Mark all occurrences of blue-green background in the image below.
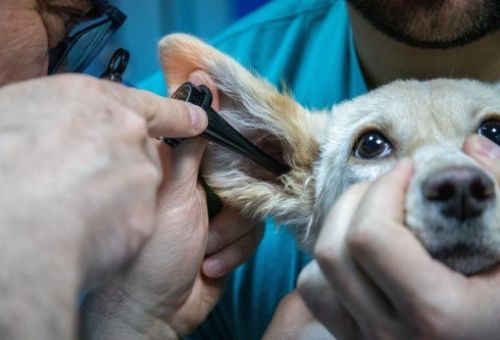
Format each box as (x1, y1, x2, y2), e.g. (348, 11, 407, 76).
(88, 0, 270, 84)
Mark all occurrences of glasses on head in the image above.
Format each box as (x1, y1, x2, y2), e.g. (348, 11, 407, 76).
(48, 0, 126, 74)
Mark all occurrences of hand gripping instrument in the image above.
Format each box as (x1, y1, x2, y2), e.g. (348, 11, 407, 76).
(99, 49, 290, 177)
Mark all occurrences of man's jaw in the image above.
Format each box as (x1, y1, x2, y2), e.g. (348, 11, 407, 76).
(347, 0, 500, 49)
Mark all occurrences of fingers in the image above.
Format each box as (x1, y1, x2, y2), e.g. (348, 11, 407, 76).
(96, 78, 208, 138)
(298, 261, 360, 339)
(314, 182, 394, 332)
(343, 160, 461, 314)
(202, 212, 264, 278)
(463, 134, 500, 181)
(158, 138, 207, 197)
(205, 208, 258, 255)
(350, 159, 413, 228)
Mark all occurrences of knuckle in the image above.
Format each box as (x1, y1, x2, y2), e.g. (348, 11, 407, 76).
(314, 242, 341, 271)
(345, 223, 372, 254)
(297, 264, 319, 297)
(345, 212, 382, 256)
(123, 110, 148, 135)
(170, 101, 190, 125)
(60, 74, 103, 94)
(135, 89, 157, 122)
(296, 280, 315, 307)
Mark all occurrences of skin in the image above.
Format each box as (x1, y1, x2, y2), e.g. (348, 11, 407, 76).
(0, 0, 263, 339)
(80, 72, 264, 339)
(348, 3, 500, 87)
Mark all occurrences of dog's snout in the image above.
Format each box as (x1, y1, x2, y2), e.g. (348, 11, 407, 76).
(422, 166, 495, 221)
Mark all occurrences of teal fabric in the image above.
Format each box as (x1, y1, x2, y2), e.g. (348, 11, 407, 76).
(138, 0, 368, 338)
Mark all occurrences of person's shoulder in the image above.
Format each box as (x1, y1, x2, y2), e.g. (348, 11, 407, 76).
(212, 0, 343, 45)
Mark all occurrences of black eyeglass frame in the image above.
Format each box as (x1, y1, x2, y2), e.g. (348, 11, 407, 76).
(48, 0, 127, 74)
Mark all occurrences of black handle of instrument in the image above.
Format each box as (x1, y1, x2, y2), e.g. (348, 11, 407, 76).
(162, 82, 291, 176)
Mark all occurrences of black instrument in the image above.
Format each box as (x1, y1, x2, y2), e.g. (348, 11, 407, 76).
(163, 82, 291, 176)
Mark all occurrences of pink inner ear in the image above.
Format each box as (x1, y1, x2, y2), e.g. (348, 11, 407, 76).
(160, 49, 199, 91)
(234, 128, 288, 182)
(159, 34, 222, 94)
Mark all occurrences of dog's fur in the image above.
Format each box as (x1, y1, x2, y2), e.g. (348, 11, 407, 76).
(160, 34, 500, 275)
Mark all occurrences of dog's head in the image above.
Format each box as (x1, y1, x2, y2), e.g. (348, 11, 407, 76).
(160, 34, 500, 275)
(315, 80, 500, 275)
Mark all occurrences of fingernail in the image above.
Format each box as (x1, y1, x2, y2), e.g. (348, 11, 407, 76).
(187, 104, 207, 131)
(471, 135, 500, 159)
(206, 232, 222, 255)
(203, 259, 225, 278)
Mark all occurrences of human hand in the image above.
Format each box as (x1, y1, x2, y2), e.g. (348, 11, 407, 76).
(0, 74, 207, 339)
(297, 157, 500, 340)
(263, 290, 333, 340)
(81, 71, 264, 339)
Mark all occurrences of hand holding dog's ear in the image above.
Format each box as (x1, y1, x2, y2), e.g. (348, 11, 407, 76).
(297, 160, 500, 340)
(81, 71, 264, 338)
(187, 71, 265, 280)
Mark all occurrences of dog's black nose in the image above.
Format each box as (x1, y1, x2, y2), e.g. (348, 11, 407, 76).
(422, 166, 495, 221)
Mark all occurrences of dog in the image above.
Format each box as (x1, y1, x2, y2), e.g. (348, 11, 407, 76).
(160, 33, 500, 276)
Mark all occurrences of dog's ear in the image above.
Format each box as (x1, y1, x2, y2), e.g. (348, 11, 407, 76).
(159, 34, 327, 241)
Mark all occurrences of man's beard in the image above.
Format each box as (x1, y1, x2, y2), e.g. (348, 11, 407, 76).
(348, 0, 500, 49)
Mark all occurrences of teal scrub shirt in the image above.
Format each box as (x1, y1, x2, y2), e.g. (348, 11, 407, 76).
(139, 0, 368, 338)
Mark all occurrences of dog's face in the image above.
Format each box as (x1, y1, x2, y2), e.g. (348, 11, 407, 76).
(160, 34, 500, 275)
(315, 80, 500, 275)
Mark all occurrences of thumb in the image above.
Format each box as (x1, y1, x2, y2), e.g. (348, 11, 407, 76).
(171, 138, 207, 175)
(463, 134, 500, 182)
(355, 158, 414, 224)
(157, 138, 207, 195)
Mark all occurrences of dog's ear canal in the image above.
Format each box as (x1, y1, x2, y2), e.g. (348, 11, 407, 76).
(159, 34, 320, 238)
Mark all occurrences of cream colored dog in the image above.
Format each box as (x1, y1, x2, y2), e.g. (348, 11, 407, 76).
(160, 34, 500, 276)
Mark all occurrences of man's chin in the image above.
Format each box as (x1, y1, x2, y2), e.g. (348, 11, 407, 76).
(348, 0, 500, 49)
(370, 25, 500, 50)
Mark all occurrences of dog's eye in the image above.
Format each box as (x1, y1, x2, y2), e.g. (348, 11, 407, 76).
(354, 131, 393, 159)
(479, 119, 500, 146)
